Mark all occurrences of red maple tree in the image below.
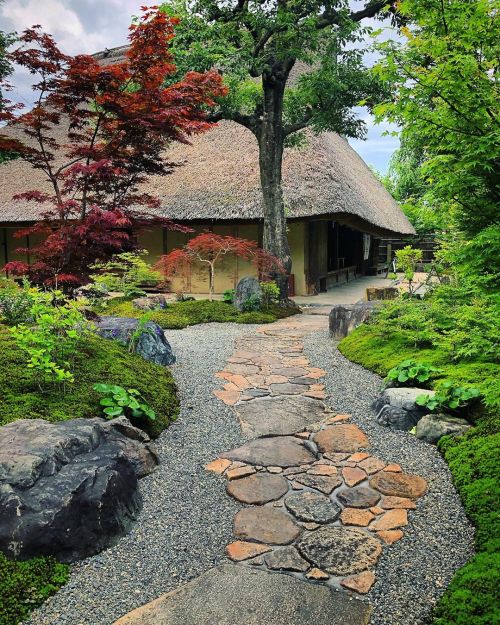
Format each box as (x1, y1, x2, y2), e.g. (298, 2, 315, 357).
(155, 231, 284, 299)
(0, 7, 227, 287)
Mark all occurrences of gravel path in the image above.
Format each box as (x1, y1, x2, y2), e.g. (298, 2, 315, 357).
(303, 327, 475, 625)
(25, 323, 254, 625)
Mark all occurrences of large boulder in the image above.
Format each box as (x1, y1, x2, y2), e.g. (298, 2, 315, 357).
(415, 413, 471, 444)
(234, 277, 262, 311)
(96, 316, 175, 365)
(374, 387, 434, 431)
(132, 295, 169, 311)
(0, 417, 157, 562)
(329, 301, 379, 339)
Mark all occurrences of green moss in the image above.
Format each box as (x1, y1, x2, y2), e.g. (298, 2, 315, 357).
(338, 317, 500, 625)
(100, 298, 297, 329)
(0, 554, 69, 625)
(0, 327, 179, 438)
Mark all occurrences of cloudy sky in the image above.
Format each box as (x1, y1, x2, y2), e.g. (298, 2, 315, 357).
(1, 0, 399, 173)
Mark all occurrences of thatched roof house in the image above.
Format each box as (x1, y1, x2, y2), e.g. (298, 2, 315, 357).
(0, 50, 414, 295)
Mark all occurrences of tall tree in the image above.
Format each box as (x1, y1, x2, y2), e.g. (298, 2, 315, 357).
(0, 8, 226, 286)
(373, 0, 499, 239)
(160, 0, 394, 298)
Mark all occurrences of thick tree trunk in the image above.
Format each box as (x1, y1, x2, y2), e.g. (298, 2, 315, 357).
(257, 73, 292, 302)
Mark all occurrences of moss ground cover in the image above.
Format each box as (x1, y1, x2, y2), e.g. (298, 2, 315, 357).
(100, 297, 297, 329)
(338, 296, 499, 625)
(0, 554, 69, 625)
(0, 326, 179, 437)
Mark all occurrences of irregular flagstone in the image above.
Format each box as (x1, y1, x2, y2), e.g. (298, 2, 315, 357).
(234, 507, 301, 545)
(204, 458, 231, 475)
(358, 457, 386, 475)
(341, 571, 376, 595)
(342, 466, 367, 487)
(226, 465, 256, 480)
(113, 564, 372, 625)
(314, 424, 370, 454)
(324, 452, 350, 464)
(226, 473, 289, 505)
(370, 471, 427, 499)
(226, 541, 272, 562)
(285, 491, 342, 524)
(269, 383, 305, 396)
(340, 508, 375, 527)
(264, 546, 310, 572)
(306, 568, 330, 581)
(337, 487, 381, 509)
(234, 396, 329, 439)
(294, 473, 342, 495)
(271, 367, 310, 377)
(380, 496, 416, 510)
(376, 530, 404, 545)
(221, 436, 316, 468)
(307, 464, 338, 476)
(297, 527, 382, 576)
(370, 509, 408, 531)
(224, 363, 259, 375)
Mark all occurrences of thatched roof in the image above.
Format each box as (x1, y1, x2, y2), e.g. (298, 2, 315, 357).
(0, 51, 414, 236)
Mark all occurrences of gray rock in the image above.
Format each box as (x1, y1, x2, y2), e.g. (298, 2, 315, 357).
(0, 417, 157, 562)
(235, 395, 329, 439)
(264, 546, 310, 572)
(96, 316, 175, 365)
(111, 564, 371, 625)
(374, 387, 434, 431)
(415, 414, 471, 444)
(234, 276, 262, 311)
(132, 295, 169, 311)
(297, 527, 382, 576)
(221, 436, 316, 467)
(285, 491, 342, 524)
(329, 301, 379, 339)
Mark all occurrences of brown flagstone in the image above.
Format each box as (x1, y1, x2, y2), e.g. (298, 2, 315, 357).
(337, 487, 381, 509)
(340, 508, 374, 527)
(307, 464, 338, 476)
(341, 571, 376, 594)
(226, 465, 256, 481)
(342, 467, 367, 487)
(226, 541, 272, 561)
(265, 375, 289, 385)
(347, 452, 370, 462)
(204, 458, 232, 474)
(270, 383, 305, 395)
(234, 507, 301, 545)
(295, 473, 343, 495)
(384, 464, 402, 473)
(303, 391, 326, 399)
(370, 471, 427, 499)
(370, 507, 384, 515)
(358, 457, 386, 475)
(306, 568, 330, 580)
(306, 368, 327, 378)
(224, 363, 259, 375)
(315, 424, 370, 454)
(324, 452, 350, 464)
(380, 496, 416, 510)
(330, 414, 352, 423)
(213, 389, 240, 405)
(226, 473, 289, 505)
(376, 530, 404, 544)
(370, 509, 408, 531)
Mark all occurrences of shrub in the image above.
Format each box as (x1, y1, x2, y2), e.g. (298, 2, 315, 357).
(260, 280, 280, 309)
(0, 328, 178, 438)
(0, 553, 69, 625)
(222, 289, 235, 304)
(90, 250, 161, 297)
(416, 382, 481, 413)
(241, 293, 262, 312)
(0, 279, 35, 326)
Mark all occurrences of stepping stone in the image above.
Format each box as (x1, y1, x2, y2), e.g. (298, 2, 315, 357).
(307, 465, 338, 476)
(306, 568, 330, 580)
(342, 467, 367, 487)
(113, 564, 372, 625)
(269, 383, 305, 395)
(377, 530, 404, 544)
(285, 491, 342, 524)
(264, 546, 310, 572)
(221, 436, 316, 468)
(297, 527, 382, 576)
(205, 458, 231, 474)
(340, 508, 374, 527)
(337, 487, 381, 509)
(226, 473, 288, 505)
(226, 541, 271, 562)
(358, 457, 386, 475)
(314, 424, 370, 454)
(234, 507, 301, 545)
(234, 395, 329, 439)
(370, 509, 408, 531)
(271, 367, 309, 377)
(294, 473, 342, 495)
(226, 466, 256, 480)
(370, 471, 427, 499)
(224, 363, 259, 375)
(341, 571, 376, 594)
(380, 496, 416, 510)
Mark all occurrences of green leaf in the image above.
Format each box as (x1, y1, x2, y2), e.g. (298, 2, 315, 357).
(103, 407, 123, 417)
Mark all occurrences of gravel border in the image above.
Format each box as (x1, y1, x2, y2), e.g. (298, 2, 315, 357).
(25, 323, 254, 625)
(303, 328, 475, 625)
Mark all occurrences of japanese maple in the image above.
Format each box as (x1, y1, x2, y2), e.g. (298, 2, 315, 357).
(156, 231, 284, 299)
(0, 7, 227, 287)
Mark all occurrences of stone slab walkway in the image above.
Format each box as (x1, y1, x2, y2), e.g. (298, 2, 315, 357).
(206, 314, 428, 597)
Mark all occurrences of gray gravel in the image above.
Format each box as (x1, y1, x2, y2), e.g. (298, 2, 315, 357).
(303, 328, 475, 625)
(25, 322, 253, 625)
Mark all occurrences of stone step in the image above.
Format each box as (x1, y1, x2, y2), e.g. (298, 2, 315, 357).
(113, 564, 371, 625)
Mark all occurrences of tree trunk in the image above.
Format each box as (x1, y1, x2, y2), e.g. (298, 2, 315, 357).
(257, 72, 292, 302)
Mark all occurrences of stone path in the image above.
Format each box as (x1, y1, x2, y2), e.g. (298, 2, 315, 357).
(206, 314, 427, 597)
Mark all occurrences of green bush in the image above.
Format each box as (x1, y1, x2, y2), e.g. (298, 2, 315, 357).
(100, 297, 297, 328)
(0, 553, 69, 625)
(386, 359, 441, 387)
(0, 327, 178, 438)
